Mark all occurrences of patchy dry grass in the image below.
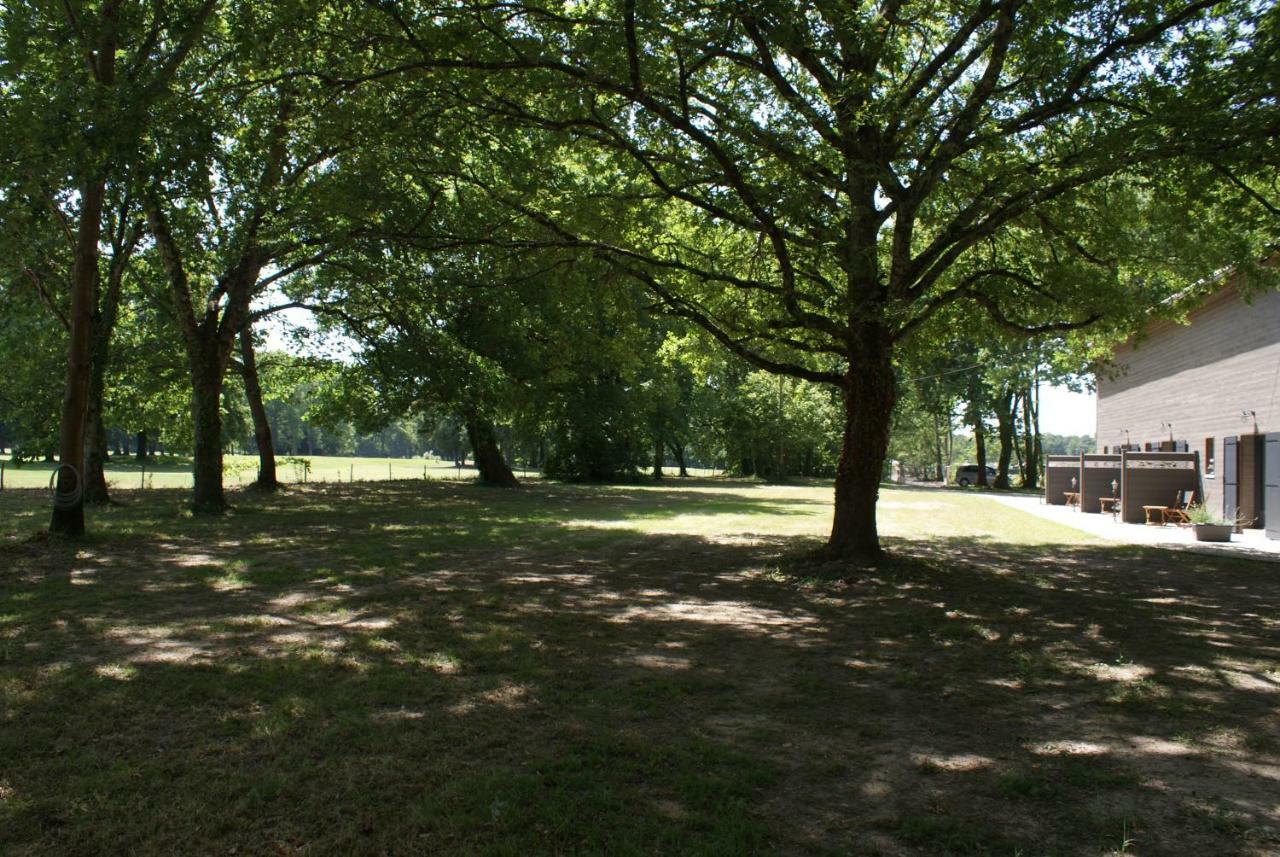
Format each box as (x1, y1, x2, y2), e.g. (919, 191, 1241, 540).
(1, 480, 1277, 855)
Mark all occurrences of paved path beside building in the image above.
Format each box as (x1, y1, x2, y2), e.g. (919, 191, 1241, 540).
(986, 492, 1280, 564)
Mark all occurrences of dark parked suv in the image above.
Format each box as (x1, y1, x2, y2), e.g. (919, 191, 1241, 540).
(954, 464, 997, 486)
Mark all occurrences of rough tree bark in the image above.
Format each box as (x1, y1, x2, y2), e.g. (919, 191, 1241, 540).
(932, 409, 946, 482)
(50, 177, 107, 535)
(84, 216, 135, 505)
(83, 354, 112, 505)
(825, 328, 897, 559)
(188, 341, 227, 512)
(994, 389, 1017, 490)
(668, 441, 689, 477)
(465, 414, 518, 487)
(1022, 381, 1041, 489)
(49, 0, 125, 534)
(238, 320, 278, 491)
(971, 402, 989, 488)
(145, 95, 291, 513)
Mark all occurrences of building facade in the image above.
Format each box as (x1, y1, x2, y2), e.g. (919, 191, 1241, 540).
(1094, 283, 1280, 538)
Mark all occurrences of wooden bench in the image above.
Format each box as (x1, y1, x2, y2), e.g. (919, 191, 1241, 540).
(1142, 505, 1168, 525)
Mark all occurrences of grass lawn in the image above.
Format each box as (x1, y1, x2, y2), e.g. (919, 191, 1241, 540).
(1, 481, 1277, 855)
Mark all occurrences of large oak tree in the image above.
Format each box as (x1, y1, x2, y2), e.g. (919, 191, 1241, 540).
(368, 0, 1277, 557)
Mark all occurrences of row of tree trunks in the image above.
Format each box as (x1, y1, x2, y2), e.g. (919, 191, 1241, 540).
(971, 381, 1043, 491)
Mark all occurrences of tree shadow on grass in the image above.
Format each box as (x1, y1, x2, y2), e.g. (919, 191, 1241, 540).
(1, 483, 1278, 855)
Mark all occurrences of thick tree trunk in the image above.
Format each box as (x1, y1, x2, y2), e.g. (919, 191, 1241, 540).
(84, 247, 127, 506)
(652, 437, 664, 479)
(825, 331, 896, 560)
(189, 350, 227, 513)
(50, 179, 107, 535)
(83, 361, 111, 505)
(994, 391, 1016, 490)
(239, 321, 278, 491)
(466, 415, 518, 487)
(668, 441, 689, 477)
(1022, 382, 1040, 489)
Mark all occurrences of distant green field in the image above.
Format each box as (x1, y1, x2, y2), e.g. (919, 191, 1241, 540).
(0, 453, 719, 491)
(0, 453, 501, 491)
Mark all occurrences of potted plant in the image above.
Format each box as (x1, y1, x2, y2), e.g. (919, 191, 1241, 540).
(1185, 504, 1236, 542)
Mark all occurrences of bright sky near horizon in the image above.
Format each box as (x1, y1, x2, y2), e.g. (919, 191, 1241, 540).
(1038, 384, 1097, 437)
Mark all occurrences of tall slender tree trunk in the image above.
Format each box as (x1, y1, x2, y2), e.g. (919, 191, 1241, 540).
(1022, 381, 1040, 489)
(50, 179, 107, 535)
(465, 414, 518, 487)
(84, 238, 129, 505)
(189, 346, 227, 513)
(972, 405, 989, 488)
(652, 437, 664, 479)
(83, 356, 112, 505)
(1012, 404, 1025, 474)
(50, 0, 123, 534)
(994, 390, 1016, 490)
(825, 329, 896, 560)
(239, 321, 278, 491)
(933, 408, 945, 482)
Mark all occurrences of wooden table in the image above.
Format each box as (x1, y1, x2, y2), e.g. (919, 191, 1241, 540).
(1142, 505, 1168, 525)
(1099, 497, 1120, 519)
(1063, 492, 1080, 508)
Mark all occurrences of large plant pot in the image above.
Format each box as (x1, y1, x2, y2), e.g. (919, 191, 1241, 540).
(1193, 524, 1233, 543)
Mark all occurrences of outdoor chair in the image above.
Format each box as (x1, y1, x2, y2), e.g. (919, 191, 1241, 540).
(1163, 490, 1196, 525)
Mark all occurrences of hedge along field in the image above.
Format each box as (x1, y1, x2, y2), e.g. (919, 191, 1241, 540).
(4, 480, 1277, 855)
